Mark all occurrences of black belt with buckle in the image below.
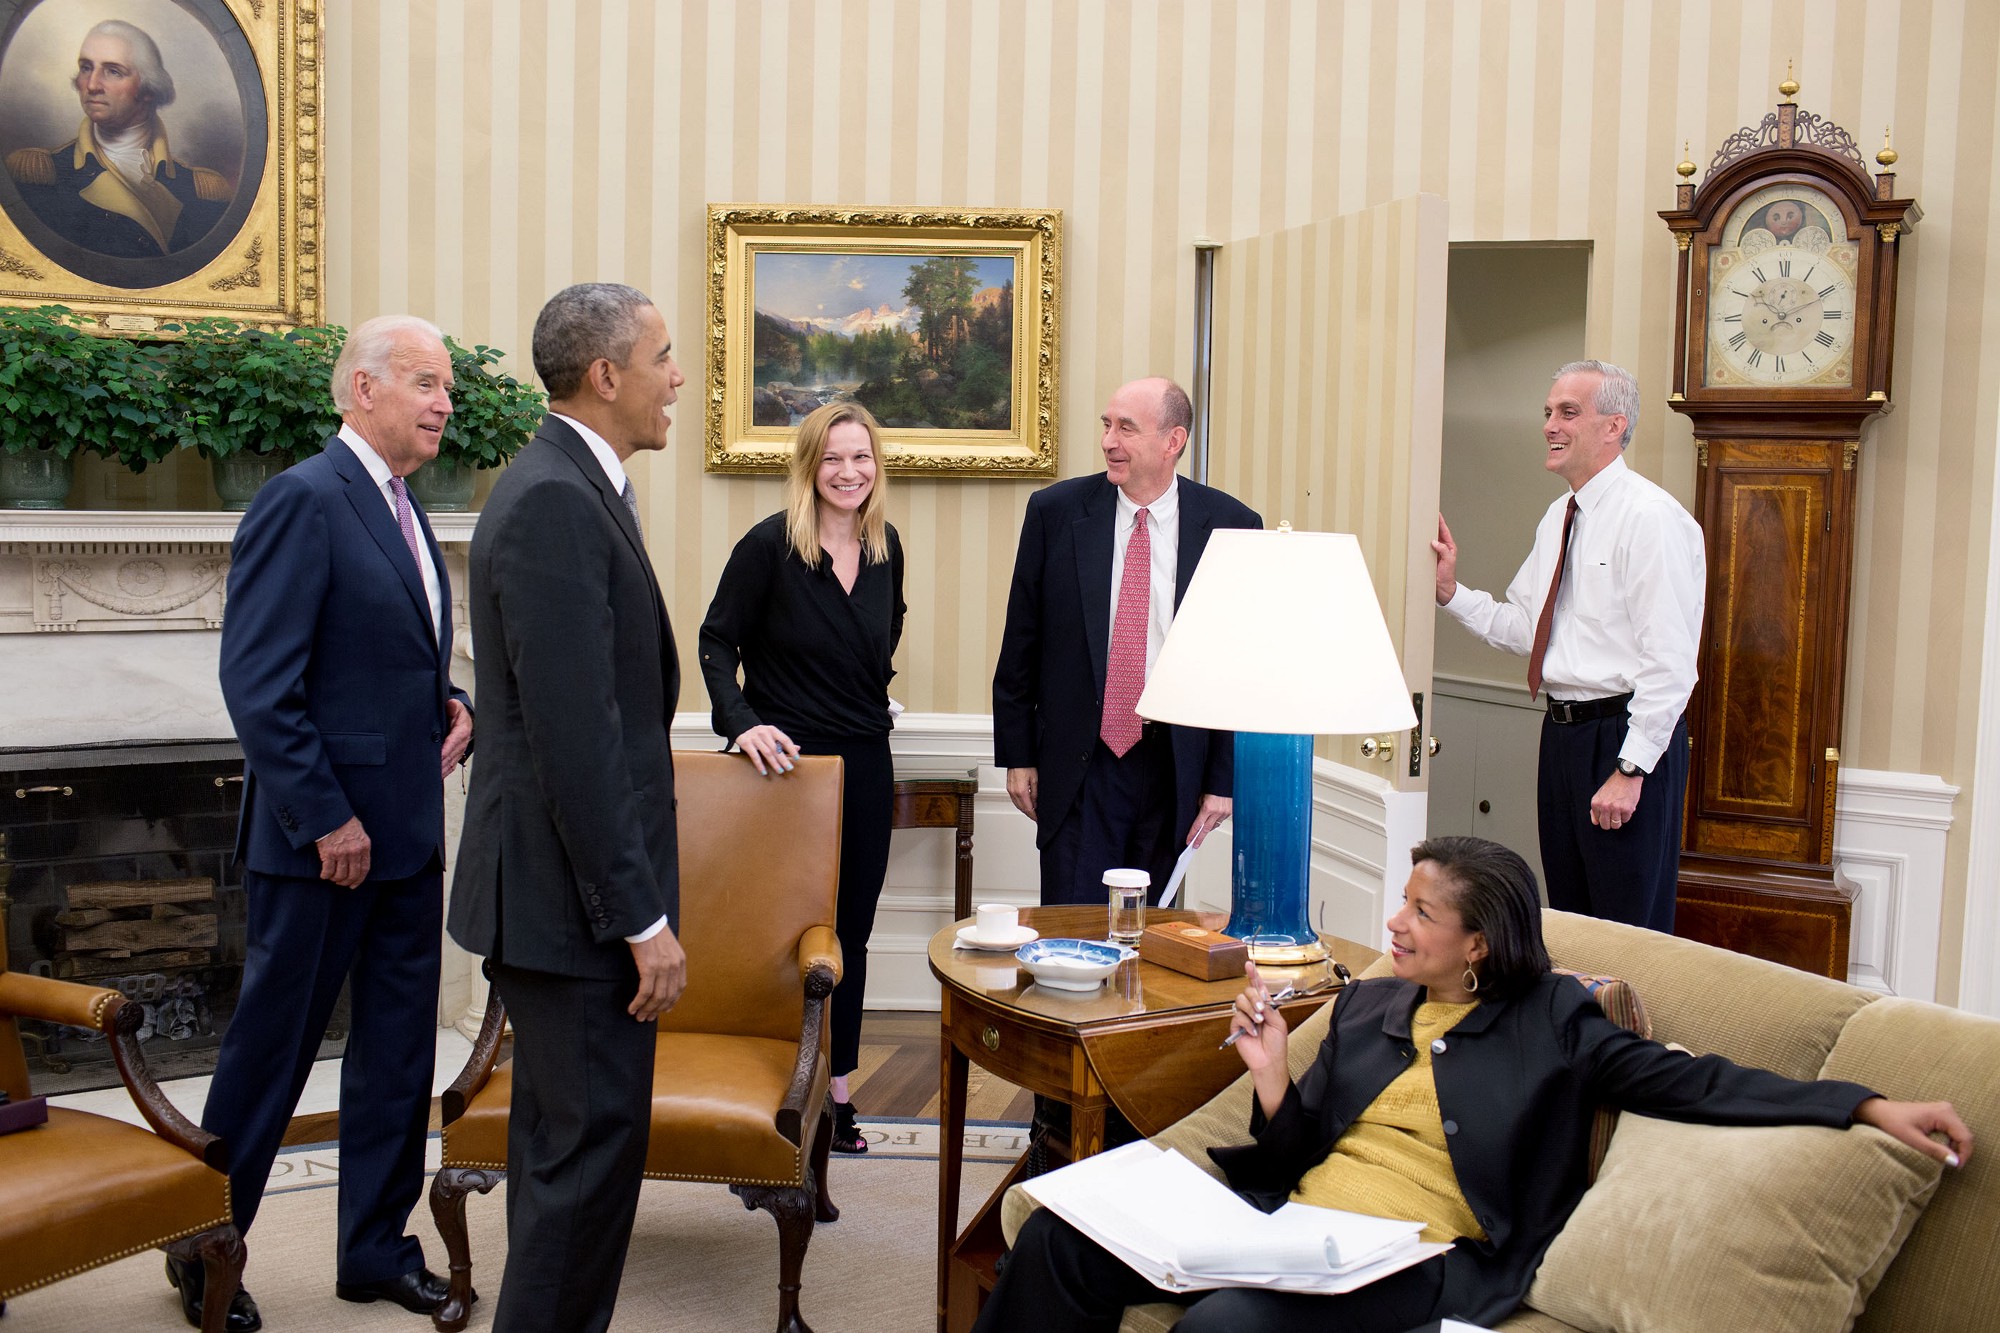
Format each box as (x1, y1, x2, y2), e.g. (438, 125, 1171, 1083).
(1546, 693, 1633, 724)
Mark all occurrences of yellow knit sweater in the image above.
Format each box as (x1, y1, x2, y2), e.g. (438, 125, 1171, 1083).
(1289, 999, 1487, 1244)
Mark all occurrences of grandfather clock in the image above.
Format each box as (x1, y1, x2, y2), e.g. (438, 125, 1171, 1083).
(1658, 76, 1917, 979)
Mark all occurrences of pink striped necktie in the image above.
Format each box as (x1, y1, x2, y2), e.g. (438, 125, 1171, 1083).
(1100, 508, 1151, 757)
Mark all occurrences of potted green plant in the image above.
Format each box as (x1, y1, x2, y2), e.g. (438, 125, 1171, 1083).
(0, 305, 135, 508)
(408, 338, 546, 511)
(166, 318, 343, 510)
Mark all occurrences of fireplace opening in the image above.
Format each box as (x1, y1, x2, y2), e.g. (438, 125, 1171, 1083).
(1, 742, 350, 1097)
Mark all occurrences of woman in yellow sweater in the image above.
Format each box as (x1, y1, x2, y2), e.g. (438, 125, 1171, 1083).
(976, 836, 1971, 1332)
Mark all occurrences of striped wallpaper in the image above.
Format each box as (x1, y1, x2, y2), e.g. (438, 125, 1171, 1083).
(323, 0, 2000, 1001)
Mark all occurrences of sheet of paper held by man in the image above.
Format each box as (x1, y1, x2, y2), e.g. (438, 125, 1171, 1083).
(1019, 1141, 1451, 1294)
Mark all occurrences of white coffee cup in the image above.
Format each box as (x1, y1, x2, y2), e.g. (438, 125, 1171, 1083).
(973, 902, 1019, 941)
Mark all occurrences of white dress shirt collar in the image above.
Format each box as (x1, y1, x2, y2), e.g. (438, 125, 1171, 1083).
(336, 423, 442, 640)
(551, 412, 629, 497)
(1115, 473, 1179, 529)
(1572, 452, 1629, 510)
(338, 422, 397, 489)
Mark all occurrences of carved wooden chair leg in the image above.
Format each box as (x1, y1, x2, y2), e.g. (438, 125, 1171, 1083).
(165, 1223, 246, 1333)
(428, 1167, 502, 1332)
(735, 1183, 817, 1333)
(811, 1100, 838, 1223)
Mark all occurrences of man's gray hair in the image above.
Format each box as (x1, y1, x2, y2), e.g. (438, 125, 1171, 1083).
(533, 283, 655, 400)
(331, 315, 446, 413)
(1555, 359, 1639, 447)
(76, 21, 175, 108)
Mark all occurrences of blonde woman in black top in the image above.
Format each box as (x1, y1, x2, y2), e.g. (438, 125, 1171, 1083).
(699, 400, 906, 1154)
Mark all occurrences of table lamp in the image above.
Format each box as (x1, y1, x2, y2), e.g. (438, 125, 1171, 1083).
(1137, 525, 1417, 963)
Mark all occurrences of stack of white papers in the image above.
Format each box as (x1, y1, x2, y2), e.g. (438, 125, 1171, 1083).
(1018, 1141, 1452, 1294)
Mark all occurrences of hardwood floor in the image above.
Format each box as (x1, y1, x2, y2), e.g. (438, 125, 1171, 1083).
(280, 1008, 1028, 1147)
(843, 1011, 1035, 1124)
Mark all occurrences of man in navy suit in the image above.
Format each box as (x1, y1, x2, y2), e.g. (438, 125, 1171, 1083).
(994, 377, 1261, 906)
(185, 316, 474, 1331)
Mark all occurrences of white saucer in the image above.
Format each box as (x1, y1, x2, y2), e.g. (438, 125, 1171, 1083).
(955, 924, 1039, 951)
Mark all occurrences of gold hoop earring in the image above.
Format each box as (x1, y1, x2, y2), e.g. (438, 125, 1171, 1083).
(1462, 965, 1480, 994)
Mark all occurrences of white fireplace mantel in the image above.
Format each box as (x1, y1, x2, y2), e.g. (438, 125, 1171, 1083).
(0, 509, 480, 547)
(0, 509, 479, 746)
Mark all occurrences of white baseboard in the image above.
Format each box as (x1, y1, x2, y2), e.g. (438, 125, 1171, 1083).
(1835, 767, 1958, 1000)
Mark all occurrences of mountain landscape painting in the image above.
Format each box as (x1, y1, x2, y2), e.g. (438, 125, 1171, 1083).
(751, 251, 1017, 430)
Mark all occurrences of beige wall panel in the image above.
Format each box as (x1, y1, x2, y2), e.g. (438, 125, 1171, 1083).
(322, 0, 2000, 1001)
(1210, 196, 1446, 783)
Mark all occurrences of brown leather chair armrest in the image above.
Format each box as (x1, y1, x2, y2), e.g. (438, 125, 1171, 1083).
(440, 995, 508, 1127)
(102, 999, 226, 1168)
(797, 925, 843, 992)
(0, 970, 123, 1032)
(0, 973, 223, 1167)
(773, 927, 845, 1147)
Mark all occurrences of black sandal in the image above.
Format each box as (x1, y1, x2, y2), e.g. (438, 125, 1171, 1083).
(831, 1099, 868, 1154)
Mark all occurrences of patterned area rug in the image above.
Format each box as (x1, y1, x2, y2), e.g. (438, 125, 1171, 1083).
(261, 1116, 1029, 1196)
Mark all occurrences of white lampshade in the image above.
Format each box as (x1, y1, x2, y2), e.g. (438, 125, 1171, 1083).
(1136, 526, 1418, 735)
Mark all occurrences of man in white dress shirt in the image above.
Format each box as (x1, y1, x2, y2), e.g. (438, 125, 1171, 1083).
(1431, 360, 1705, 930)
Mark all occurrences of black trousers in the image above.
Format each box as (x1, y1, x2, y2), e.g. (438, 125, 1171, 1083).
(488, 963, 657, 1333)
(795, 734, 894, 1079)
(202, 865, 439, 1285)
(973, 1210, 1450, 1333)
(1537, 709, 1689, 932)
(1038, 726, 1178, 907)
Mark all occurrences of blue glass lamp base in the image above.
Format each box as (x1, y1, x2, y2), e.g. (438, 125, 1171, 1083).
(1223, 732, 1328, 964)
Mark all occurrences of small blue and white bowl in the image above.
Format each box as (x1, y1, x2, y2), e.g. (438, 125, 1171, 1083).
(1015, 937, 1137, 991)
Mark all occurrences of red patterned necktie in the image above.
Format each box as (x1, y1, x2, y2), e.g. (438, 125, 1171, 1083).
(1527, 495, 1580, 700)
(1101, 508, 1151, 757)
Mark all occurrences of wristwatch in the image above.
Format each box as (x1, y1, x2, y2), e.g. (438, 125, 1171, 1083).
(1615, 759, 1648, 778)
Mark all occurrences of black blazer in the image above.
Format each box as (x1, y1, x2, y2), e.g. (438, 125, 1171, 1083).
(448, 418, 679, 981)
(1211, 974, 1876, 1327)
(220, 435, 467, 881)
(992, 473, 1261, 848)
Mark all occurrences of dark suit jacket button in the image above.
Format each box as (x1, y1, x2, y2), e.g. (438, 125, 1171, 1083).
(431, 729, 442, 743)
(1443, 1119, 1459, 1135)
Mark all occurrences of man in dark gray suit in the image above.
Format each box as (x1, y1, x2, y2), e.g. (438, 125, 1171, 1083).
(447, 282, 688, 1333)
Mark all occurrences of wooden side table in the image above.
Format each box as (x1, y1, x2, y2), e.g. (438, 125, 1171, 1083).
(892, 768, 979, 920)
(929, 905, 1381, 1333)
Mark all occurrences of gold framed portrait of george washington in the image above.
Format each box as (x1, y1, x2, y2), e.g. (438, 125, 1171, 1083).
(0, 0, 320, 328)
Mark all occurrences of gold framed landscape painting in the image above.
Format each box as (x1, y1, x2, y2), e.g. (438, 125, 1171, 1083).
(0, 0, 321, 329)
(706, 204, 1061, 477)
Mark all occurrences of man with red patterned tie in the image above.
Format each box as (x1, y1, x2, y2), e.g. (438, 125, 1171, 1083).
(994, 377, 1261, 906)
(1432, 360, 1705, 931)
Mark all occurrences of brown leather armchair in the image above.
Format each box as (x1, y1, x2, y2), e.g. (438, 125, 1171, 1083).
(0, 914, 243, 1331)
(429, 750, 845, 1333)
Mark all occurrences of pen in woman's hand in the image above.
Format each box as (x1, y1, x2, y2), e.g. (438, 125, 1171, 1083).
(1218, 963, 1352, 1049)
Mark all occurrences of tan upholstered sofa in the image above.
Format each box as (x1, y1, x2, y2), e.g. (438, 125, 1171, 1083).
(1002, 910, 2000, 1333)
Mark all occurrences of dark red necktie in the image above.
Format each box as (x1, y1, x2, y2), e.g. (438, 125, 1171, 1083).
(1101, 509, 1151, 756)
(1527, 495, 1579, 700)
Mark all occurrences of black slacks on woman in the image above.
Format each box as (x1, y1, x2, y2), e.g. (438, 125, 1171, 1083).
(796, 733, 894, 1078)
(974, 1211, 1450, 1333)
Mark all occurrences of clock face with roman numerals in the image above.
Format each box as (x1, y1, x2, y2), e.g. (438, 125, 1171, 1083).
(1704, 182, 1857, 388)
